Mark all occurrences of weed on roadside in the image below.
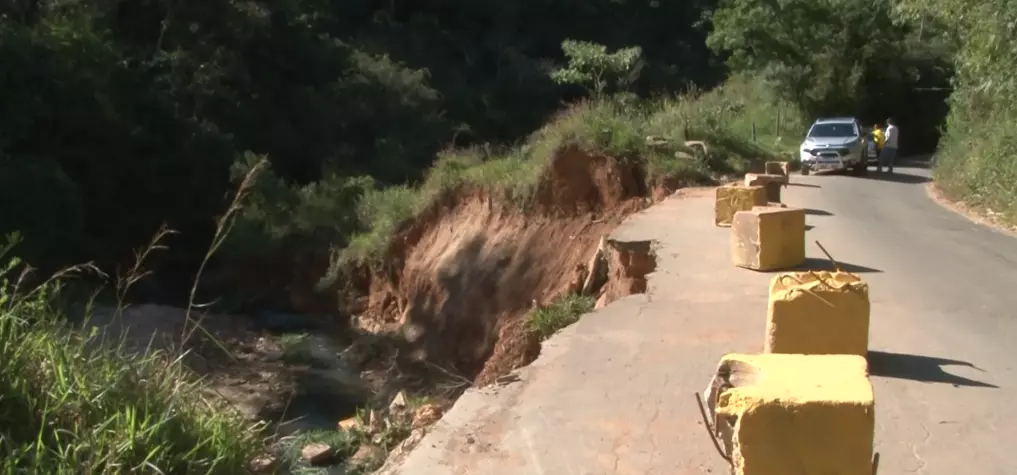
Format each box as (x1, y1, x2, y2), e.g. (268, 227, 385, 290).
(528, 293, 596, 340)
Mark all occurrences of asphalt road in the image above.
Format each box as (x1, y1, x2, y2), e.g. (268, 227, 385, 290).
(381, 158, 1017, 475)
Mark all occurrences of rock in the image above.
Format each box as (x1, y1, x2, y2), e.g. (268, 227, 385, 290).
(249, 455, 279, 473)
(388, 390, 408, 412)
(412, 403, 444, 428)
(645, 135, 670, 147)
(368, 409, 384, 433)
(349, 444, 385, 469)
(338, 416, 361, 432)
(675, 150, 697, 161)
(301, 443, 334, 466)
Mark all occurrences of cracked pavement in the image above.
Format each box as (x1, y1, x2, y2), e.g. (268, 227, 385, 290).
(381, 158, 1017, 475)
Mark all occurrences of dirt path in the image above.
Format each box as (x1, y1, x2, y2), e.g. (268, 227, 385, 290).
(379, 162, 1017, 474)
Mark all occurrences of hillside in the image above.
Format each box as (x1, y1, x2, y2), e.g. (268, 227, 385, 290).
(2, 0, 1016, 472)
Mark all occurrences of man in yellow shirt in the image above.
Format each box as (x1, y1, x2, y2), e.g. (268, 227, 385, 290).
(871, 123, 885, 156)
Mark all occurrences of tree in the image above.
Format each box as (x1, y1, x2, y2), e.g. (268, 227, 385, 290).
(707, 0, 953, 152)
(549, 39, 644, 98)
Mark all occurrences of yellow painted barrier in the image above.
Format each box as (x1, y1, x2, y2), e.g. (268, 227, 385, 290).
(764, 161, 790, 178)
(715, 185, 768, 227)
(765, 271, 870, 356)
(730, 207, 806, 271)
(710, 353, 875, 475)
(745, 173, 785, 203)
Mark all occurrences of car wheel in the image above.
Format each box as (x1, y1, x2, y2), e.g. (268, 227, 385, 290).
(852, 160, 867, 176)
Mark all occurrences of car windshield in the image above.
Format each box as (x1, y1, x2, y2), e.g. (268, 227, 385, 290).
(808, 123, 856, 138)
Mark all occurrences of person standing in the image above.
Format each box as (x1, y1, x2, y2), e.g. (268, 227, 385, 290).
(878, 118, 899, 174)
(871, 123, 885, 156)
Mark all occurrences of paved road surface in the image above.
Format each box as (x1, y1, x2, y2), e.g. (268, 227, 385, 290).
(382, 159, 1017, 475)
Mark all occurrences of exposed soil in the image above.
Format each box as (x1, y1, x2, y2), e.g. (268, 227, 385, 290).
(339, 145, 661, 388)
(596, 239, 658, 309)
(75, 143, 673, 472)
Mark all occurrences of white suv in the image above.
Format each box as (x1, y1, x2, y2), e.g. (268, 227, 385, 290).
(798, 117, 868, 176)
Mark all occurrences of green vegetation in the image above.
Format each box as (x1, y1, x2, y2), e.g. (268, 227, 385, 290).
(528, 293, 597, 340)
(895, 0, 1017, 220)
(3, 0, 1006, 470)
(550, 40, 644, 99)
(322, 78, 803, 273)
(0, 255, 263, 473)
(707, 0, 954, 149)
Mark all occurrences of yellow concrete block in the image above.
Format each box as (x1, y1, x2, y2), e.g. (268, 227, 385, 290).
(731, 206, 806, 271)
(745, 173, 785, 202)
(764, 161, 790, 177)
(714, 185, 768, 227)
(713, 353, 875, 475)
(765, 271, 870, 356)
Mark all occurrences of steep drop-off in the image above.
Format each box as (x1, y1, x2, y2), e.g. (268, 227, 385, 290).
(344, 145, 662, 386)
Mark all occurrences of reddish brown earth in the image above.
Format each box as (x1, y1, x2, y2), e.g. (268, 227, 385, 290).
(341, 145, 664, 387)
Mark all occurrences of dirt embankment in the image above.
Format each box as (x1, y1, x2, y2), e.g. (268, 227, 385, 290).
(342, 145, 661, 387)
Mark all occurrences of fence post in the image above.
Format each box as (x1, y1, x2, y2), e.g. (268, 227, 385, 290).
(752, 122, 757, 142)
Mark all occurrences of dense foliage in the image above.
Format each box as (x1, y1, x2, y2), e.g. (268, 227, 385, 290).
(0, 0, 999, 298)
(897, 0, 1017, 219)
(0, 0, 722, 280)
(707, 0, 954, 152)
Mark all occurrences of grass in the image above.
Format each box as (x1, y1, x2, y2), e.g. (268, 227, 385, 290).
(0, 268, 265, 474)
(279, 429, 362, 475)
(319, 76, 805, 279)
(0, 160, 278, 474)
(527, 293, 597, 340)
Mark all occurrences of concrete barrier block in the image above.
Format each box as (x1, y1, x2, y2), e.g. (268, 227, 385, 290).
(765, 271, 870, 356)
(712, 353, 875, 475)
(764, 161, 790, 178)
(745, 173, 785, 203)
(715, 185, 768, 227)
(730, 207, 806, 271)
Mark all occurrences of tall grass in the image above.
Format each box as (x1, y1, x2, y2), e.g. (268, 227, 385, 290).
(0, 259, 265, 474)
(0, 160, 275, 474)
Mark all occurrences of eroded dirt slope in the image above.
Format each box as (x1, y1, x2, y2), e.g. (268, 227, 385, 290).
(345, 145, 661, 386)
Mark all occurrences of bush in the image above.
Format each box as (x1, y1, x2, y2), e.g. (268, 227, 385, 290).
(224, 153, 377, 258)
(0, 255, 265, 474)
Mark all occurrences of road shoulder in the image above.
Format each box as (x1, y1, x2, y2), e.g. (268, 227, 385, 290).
(925, 182, 1017, 237)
